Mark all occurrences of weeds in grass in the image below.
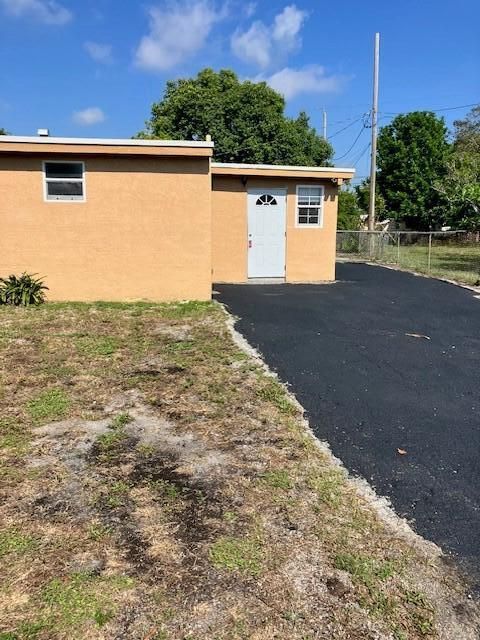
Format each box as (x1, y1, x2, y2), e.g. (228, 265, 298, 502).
(0, 621, 45, 639)
(150, 479, 182, 501)
(403, 590, 434, 636)
(27, 389, 69, 423)
(87, 522, 112, 541)
(0, 528, 36, 557)
(261, 469, 293, 490)
(43, 573, 115, 630)
(308, 468, 345, 507)
(257, 379, 297, 415)
(110, 412, 133, 428)
(39, 573, 134, 633)
(209, 536, 263, 576)
(93, 608, 114, 627)
(74, 335, 120, 357)
(334, 552, 396, 588)
(102, 481, 130, 508)
(94, 417, 131, 461)
(334, 552, 401, 619)
(136, 443, 156, 457)
(0, 419, 30, 452)
(157, 301, 213, 319)
(95, 430, 128, 455)
(0, 301, 466, 638)
(223, 511, 238, 523)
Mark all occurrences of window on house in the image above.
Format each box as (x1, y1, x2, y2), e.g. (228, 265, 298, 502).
(44, 162, 85, 201)
(296, 185, 324, 226)
(256, 194, 278, 206)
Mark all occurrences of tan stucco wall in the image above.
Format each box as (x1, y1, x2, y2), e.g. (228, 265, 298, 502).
(211, 175, 338, 283)
(0, 155, 212, 301)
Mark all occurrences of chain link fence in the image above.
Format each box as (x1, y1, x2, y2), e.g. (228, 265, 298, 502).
(336, 230, 480, 286)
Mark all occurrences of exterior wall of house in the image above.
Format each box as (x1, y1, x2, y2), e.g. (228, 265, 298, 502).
(211, 175, 339, 282)
(0, 154, 212, 301)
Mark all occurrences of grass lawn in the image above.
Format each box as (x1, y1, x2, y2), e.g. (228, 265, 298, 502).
(339, 243, 480, 286)
(0, 301, 478, 639)
(382, 244, 480, 286)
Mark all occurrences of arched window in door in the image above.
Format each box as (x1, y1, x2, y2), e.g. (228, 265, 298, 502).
(255, 194, 278, 206)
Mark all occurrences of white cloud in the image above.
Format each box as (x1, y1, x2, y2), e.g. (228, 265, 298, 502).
(0, 0, 72, 24)
(84, 41, 113, 64)
(135, 1, 222, 72)
(231, 4, 306, 68)
(231, 21, 271, 69)
(261, 66, 344, 100)
(72, 107, 105, 126)
(272, 5, 306, 51)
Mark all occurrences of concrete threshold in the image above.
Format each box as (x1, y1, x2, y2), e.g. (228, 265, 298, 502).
(247, 278, 285, 284)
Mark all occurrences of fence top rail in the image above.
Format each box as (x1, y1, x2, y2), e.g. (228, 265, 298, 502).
(336, 230, 467, 235)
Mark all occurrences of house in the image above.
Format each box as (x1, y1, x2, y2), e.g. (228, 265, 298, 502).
(0, 135, 354, 301)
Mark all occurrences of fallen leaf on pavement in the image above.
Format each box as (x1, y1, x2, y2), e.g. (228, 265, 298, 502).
(397, 448, 407, 455)
(406, 333, 431, 340)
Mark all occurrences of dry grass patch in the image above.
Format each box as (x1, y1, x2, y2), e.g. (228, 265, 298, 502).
(0, 300, 478, 639)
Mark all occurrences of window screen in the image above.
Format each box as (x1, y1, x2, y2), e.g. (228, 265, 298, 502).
(44, 162, 85, 201)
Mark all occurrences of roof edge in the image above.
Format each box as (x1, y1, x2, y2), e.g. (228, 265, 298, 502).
(0, 136, 214, 149)
(211, 162, 355, 174)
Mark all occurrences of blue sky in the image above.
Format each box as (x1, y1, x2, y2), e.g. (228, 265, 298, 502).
(1, 0, 479, 180)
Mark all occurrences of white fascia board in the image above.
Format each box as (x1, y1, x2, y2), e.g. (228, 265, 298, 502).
(211, 162, 355, 174)
(0, 136, 214, 148)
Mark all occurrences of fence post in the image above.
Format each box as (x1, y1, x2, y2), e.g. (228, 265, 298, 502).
(397, 233, 401, 264)
(427, 232, 432, 273)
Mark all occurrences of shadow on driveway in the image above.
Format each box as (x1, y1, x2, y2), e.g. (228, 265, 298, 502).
(216, 262, 480, 589)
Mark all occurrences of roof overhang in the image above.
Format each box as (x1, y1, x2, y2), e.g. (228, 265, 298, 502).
(0, 136, 214, 158)
(211, 162, 355, 181)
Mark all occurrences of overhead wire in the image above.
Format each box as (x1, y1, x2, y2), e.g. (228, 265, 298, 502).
(332, 124, 368, 161)
(379, 102, 478, 117)
(327, 115, 367, 140)
(350, 141, 371, 167)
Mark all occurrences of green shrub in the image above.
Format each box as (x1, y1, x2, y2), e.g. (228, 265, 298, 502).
(0, 273, 48, 307)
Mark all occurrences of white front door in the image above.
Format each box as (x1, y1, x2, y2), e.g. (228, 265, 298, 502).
(247, 188, 287, 278)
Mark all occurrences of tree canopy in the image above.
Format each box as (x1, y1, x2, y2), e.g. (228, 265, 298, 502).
(435, 105, 480, 229)
(0, 128, 7, 135)
(137, 68, 332, 166)
(453, 105, 480, 153)
(377, 111, 450, 229)
(337, 190, 362, 230)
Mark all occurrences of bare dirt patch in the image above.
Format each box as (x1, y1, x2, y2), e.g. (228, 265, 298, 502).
(0, 300, 478, 639)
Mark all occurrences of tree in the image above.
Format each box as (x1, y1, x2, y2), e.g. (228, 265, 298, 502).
(377, 112, 450, 229)
(0, 128, 7, 135)
(434, 105, 480, 229)
(137, 68, 332, 166)
(355, 180, 386, 221)
(453, 105, 480, 153)
(337, 189, 362, 230)
(435, 153, 480, 229)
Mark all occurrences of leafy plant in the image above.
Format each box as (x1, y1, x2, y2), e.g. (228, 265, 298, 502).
(0, 273, 48, 307)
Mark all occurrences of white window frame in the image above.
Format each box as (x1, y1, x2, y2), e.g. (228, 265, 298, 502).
(43, 160, 86, 203)
(295, 184, 324, 228)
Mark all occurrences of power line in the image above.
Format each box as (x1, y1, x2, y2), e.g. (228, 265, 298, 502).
(327, 111, 370, 126)
(333, 124, 367, 161)
(327, 116, 365, 140)
(380, 102, 478, 117)
(350, 142, 371, 167)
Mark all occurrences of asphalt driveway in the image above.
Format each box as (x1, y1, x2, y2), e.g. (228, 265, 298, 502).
(216, 262, 480, 589)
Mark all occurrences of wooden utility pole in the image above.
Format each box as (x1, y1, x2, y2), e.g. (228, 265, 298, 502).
(368, 32, 380, 232)
(322, 108, 327, 139)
